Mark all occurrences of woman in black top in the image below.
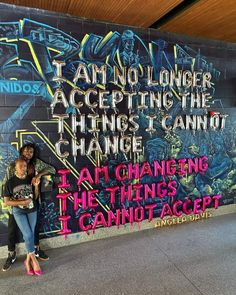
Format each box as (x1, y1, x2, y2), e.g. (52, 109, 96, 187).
(4, 159, 42, 276)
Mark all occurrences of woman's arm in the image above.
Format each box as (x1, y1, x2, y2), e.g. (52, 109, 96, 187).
(33, 177, 40, 199)
(32, 159, 56, 184)
(35, 159, 56, 176)
(1, 162, 16, 198)
(4, 196, 31, 207)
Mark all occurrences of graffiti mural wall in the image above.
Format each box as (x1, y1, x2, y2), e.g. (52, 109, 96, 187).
(0, 3, 236, 246)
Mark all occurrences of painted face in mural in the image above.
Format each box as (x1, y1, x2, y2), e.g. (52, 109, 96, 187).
(121, 30, 135, 53)
(124, 38, 134, 52)
(21, 146, 34, 161)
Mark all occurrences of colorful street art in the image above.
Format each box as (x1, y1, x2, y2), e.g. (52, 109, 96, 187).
(0, 3, 236, 245)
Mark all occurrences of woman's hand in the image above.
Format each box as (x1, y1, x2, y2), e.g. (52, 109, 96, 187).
(32, 176, 40, 186)
(21, 199, 32, 206)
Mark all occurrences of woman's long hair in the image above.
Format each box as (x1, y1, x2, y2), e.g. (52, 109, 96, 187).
(19, 143, 38, 177)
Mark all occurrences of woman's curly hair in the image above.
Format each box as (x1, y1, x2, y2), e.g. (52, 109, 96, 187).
(19, 143, 39, 177)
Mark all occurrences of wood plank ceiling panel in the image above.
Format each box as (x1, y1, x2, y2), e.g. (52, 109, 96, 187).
(0, 0, 235, 43)
(67, 0, 135, 23)
(0, 0, 183, 27)
(67, 0, 184, 27)
(0, 0, 71, 13)
(158, 0, 236, 43)
(112, 0, 184, 27)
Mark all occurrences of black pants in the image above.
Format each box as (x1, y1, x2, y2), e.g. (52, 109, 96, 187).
(7, 211, 41, 252)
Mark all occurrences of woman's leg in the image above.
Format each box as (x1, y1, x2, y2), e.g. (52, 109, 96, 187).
(29, 252, 41, 273)
(24, 253, 34, 275)
(26, 211, 41, 272)
(13, 211, 35, 253)
(13, 210, 36, 273)
(7, 213, 18, 253)
(34, 201, 40, 247)
(14, 210, 41, 273)
(27, 211, 37, 237)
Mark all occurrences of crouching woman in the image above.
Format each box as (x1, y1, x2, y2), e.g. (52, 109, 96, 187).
(4, 158, 42, 276)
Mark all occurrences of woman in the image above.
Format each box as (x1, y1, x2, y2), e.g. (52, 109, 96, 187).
(2, 143, 56, 272)
(4, 158, 42, 275)
(20, 143, 56, 257)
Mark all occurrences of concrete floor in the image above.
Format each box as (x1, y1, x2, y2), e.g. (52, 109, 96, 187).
(1, 213, 236, 295)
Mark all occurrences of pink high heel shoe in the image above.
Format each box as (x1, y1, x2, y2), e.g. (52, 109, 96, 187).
(24, 260, 34, 276)
(33, 268, 42, 276)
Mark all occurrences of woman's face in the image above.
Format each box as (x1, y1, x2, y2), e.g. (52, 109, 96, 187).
(22, 147, 34, 161)
(15, 160, 27, 176)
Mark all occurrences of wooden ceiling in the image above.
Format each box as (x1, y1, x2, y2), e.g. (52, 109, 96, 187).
(158, 0, 236, 43)
(1, 0, 236, 43)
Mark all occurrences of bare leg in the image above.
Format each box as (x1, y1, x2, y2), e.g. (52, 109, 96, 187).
(29, 252, 41, 272)
(24, 254, 34, 275)
(26, 254, 31, 266)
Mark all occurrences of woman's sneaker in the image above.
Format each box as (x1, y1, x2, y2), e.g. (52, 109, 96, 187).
(2, 251, 16, 271)
(35, 247, 49, 261)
